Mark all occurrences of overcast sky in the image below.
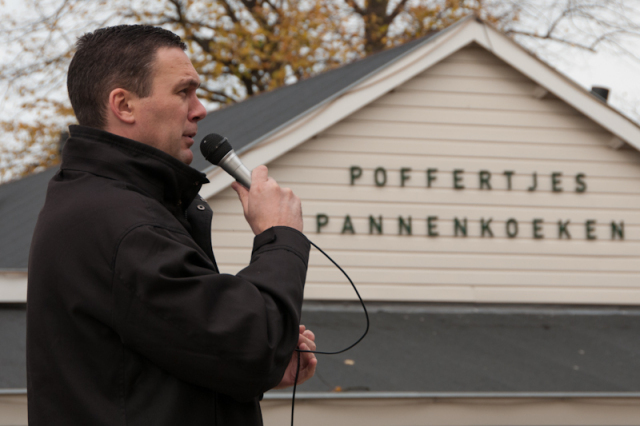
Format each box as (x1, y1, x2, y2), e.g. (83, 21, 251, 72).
(530, 37, 640, 123)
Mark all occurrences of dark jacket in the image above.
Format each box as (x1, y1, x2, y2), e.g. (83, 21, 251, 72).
(27, 125, 310, 425)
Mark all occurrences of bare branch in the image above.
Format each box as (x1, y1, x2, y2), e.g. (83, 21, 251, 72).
(262, 0, 281, 16)
(506, 29, 596, 51)
(220, 0, 241, 24)
(344, 0, 365, 16)
(197, 87, 238, 104)
(543, 7, 571, 38)
(387, 0, 410, 24)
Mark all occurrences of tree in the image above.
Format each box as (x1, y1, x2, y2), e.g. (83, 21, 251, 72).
(345, 0, 496, 54)
(0, 0, 353, 182)
(499, 0, 640, 56)
(339, 0, 639, 55)
(1, 0, 638, 182)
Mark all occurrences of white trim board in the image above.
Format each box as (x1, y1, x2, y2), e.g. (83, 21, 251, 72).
(477, 22, 640, 149)
(0, 272, 27, 303)
(200, 17, 640, 200)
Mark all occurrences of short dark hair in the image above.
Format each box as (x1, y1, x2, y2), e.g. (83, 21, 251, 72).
(67, 25, 187, 129)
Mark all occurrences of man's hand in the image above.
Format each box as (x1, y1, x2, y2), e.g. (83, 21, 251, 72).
(274, 325, 317, 389)
(231, 165, 303, 235)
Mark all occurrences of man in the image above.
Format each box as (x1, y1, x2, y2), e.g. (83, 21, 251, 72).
(27, 25, 316, 425)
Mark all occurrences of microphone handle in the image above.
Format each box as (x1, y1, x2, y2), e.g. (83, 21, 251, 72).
(219, 151, 252, 189)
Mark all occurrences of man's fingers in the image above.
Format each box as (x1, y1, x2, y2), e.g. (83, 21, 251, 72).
(298, 346, 317, 381)
(299, 325, 315, 341)
(299, 343, 316, 365)
(231, 181, 249, 209)
(305, 354, 318, 373)
(298, 334, 317, 352)
(302, 329, 315, 341)
(238, 163, 303, 234)
(251, 165, 269, 185)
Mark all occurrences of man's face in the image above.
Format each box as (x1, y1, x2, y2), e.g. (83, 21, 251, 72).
(132, 47, 207, 165)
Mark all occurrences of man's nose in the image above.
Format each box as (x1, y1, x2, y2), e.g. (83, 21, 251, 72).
(190, 97, 207, 122)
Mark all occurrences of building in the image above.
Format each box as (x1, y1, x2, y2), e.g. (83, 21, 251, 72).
(2, 16, 640, 425)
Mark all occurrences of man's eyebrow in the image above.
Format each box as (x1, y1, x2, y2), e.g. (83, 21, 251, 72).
(176, 78, 201, 89)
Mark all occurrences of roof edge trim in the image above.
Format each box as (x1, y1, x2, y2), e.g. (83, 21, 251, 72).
(0, 272, 27, 303)
(265, 391, 640, 400)
(478, 22, 640, 149)
(199, 15, 476, 179)
(200, 16, 480, 198)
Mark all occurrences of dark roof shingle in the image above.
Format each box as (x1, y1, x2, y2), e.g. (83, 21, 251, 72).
(189, 33, 438, 172)
(0, 168, 58, 270)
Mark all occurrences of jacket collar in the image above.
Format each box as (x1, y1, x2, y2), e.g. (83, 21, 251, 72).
(62, 125, 209, 209)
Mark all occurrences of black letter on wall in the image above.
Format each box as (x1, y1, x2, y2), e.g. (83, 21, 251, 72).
(374, 167, 387, 187)
(532, 219, 544, 239)
(504, 171, 514, 190)
(575, 173, 587, 193)
(505, 218, 518, 238)
(551, 172, 563, 192)
(342, 215, 355, 234)
(427, 168, 438, 188)
(369, 215, 383, 235)
(454, 217, 467, 237)
(398, 216, 412, 235)
(453, 169, 465, 189)
(585, 220, 597, 240)
(427, 216, 439, 237)
(316, 214, 329, 233)
(400, 168, 411, 187)
(527, 172, 537, 192)
(611, 221, 624, 240)
(558, 220, 571, 239)
(350, 166, 362, 185)
(479, 170, 492, 190)
(480, 218, 493, 238)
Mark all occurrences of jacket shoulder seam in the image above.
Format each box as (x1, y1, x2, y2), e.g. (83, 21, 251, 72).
(110, 223, 193, 272)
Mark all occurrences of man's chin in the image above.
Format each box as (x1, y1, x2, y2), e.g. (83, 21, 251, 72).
(181, 150, 193, 165)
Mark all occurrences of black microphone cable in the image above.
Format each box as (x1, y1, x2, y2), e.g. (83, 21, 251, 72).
(200, 134, 370, 424)
(289, 238, 370, 426)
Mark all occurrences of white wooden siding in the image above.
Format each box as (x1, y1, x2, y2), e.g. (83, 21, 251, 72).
(0, 273, 27, 302)
(261, 397, 640, 426)
(206, 44, 640, 304)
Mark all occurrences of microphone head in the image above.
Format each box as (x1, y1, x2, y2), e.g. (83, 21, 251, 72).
(200, 133, 232, 165)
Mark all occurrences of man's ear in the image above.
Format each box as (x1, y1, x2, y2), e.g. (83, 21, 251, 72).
(108, 88, 136, 125)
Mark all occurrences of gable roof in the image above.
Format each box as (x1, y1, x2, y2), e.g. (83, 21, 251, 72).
(189, 31, 436, 173)
(197, 16, 640, 199)
(1, 15, 639, 276)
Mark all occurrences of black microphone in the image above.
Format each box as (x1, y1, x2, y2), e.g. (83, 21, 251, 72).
(200, 133, 252, 189)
